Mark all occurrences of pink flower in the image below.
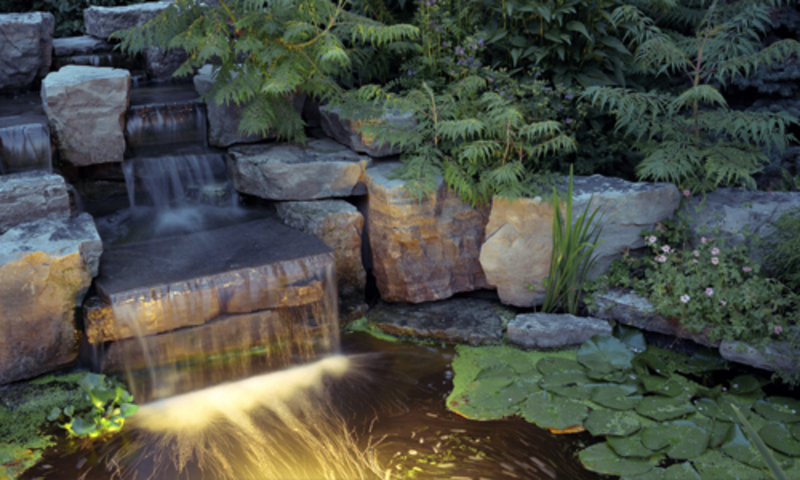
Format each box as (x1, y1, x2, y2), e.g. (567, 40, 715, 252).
(683, 189, 691, 197)
(655, 255, 667, 263)
(662, 245, 671, 253)
(680, 294, 690, 303)
(742, 266, 752, 273)
(711, 257, 719, 265)
(693, 250, 700, 257)
(693, 259, 698, 264)
(701, 237, 707, 244)
(705, 288, 714, 296)
(647, 236, 657, 244)
(711, 247, 720, 255)
(720, 300, 727, 306)
(775, 326, 783, 335)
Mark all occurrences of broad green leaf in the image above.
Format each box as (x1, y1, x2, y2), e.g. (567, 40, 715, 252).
(585, 409, 644, 437)
(536, 357, 584, 376)
(78, 373, 105, 392)
(694, 398, 735, 422)
(539, 371, 596, 399)
(693, 450, 771, 480)
(579, 443, 657, 477)
(664, 462, 701, 480)
(635, 397, 695, 422)
(754, 397, 800, 423)
(70, 416, 97, 436)
(120, 403, 139, 419)
(709, 420, 733, 449)
(46, 407, 61, 422)
(591, 384, 641, 410)
(521, 391, 588, 430)
(728, 375, 763, 395)
(760, 422, 800, 456)
(566, 21, 591, 40)
(720, 424, 776, 469)
(476, 364, 517, 381)
(608, 432, 658, 457)
(792, 423, 800, 442)
(577, 335, 635, 375)
(633, 351, 672, 378)
(615, 324, 647, 353)
(64, 405, 74, 417)
(641, 420, 710, 460)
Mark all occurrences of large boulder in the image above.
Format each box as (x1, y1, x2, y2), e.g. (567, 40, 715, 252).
(0, 12, 54, 91)
(41, 66, 130, 166)
(0, 213, 102, 384)
(145, 46, 189, 81)
(228, 139, 371, 200)
(84, 2, 172, 40)
(365, 161, 490, 303)
(480, 176, 680, 307)
(0, 171, 69, 233)
(319, 105, 415, 158)
(275, 200, 366, 320)
(194, 64, 305, 147)
(507, 313, 612, 349)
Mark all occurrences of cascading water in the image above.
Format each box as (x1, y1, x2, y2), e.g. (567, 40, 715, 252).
(0, 116, 52, 174)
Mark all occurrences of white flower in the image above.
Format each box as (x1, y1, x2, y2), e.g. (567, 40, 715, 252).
(705, 288, 713, 296)
(680, 294, 690, 303)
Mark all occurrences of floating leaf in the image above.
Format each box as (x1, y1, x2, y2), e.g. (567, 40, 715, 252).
(708, 420, 733, 449)
(591, 384, 641, 410)
(633, 351, 672, 378)
(684, 347, 728, 374)
(693, 449, 771, 480)
(759, 423, 800, 456)
(724, 388, 765, 407)
(521, 391, 588, 430)
(539, 371, 596, 399)
(615, 324, 648, 353)
(754, 397, 800, 423)
(537, 357, 584, 376)
(720, 424, 768, 469)
(577, 335, 635, 375)
(663, 462, 701, 480)
(792, 423, 800, 442)
(585, 409, 643, 437)
(694, 398, 735, 422)
(728, 375, 763, 395)
(578, 442, 657, 477)
(608, 432, 658, 457)
(476, 364, 517, 381)
(635, 397, 695, 421)
(70, 416, 97, 436)
(625, 467, 666, 479)
(641, 420, 710, 460)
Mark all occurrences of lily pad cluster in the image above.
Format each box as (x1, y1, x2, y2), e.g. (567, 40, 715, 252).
(446, 328, 800, 479)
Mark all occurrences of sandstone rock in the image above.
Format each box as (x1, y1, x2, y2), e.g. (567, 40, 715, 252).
(366, 161, 489, 303)
(228, 139, 371, 200)
(320, 104, 414, 157)
(593, 289, 719, 348)
(194, 64, 305, 147)
(0, 12, 54, 91)
(508, 313, 612, 349)
(479, 176, 680, 307)
(0, 171, 69, 232)
(719, 337, 800, 375)
(275, 200, 366, 319)
(682, 188, 800, 255)
(0, 213, 102, 384)
(84, 2, 172, 40)
(41, 65, 130, 166)
(53, 36, 111, 57)
(367, 296, 513, 345)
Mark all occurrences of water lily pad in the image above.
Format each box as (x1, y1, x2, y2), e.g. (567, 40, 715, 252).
(539, 371, 596, 399)
(694, 398, 735, 422)
(608, 432, 658, 457)
(759, 423, 800, 456)
(521, 391, 588, 430)
(693, 449, 771, 480)
(635, 397, 695, 421)
(615, 324, 648, 354)
(639, 375, 695, 399)
(792, 423, 800, 441)
(475, 364, 517, 381)
(720, 423, 770, 469)
(624, 467, 665, 479)
(579, 442, 657, 477)
(723, 388, 765, 407)
(708, 420, 732, 449)
(633, 351, 672, 378)
(683, 347, 728, 374)
(591, 384, 641, 410)
(585, 409, 643, 437)
(641, 420, 710, 460)
(753, 397, 800, 423)
(663, 462, 700, 480)
(577, 335, 635, 375)
(727, 375, 763, 395)
(536, 357, 584, 376)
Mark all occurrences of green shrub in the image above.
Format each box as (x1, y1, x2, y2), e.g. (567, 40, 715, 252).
(760, 207, 800, 294)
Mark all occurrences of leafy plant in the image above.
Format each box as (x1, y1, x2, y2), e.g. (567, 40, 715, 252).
(759, 207, 800, 294)
(47, 373, 138, 441)
(116, 0, 418, 143)
(582, 0, 800, 192)
(731, 403, 789, 480)
(540, 166, 605, 314)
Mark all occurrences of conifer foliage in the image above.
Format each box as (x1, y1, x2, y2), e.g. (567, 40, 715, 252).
(115, 0, 418, 143)
(582, 0, 800, 192)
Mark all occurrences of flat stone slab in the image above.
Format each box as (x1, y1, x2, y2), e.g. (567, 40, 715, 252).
(508, 313, 612, 349)
(319, 104, 415, 157)
(53, 36, 112, 57)
(593, 289, 720, 348)
(366, 297, 515, 345)
(720, 337, 800, 376)
(89, 218, 334, 342)
(228, 139, 371, 200)
(0, 171, 69, 232)
(84, 1, 172, 40)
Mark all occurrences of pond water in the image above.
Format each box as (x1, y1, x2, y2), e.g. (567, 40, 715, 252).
(21, 332, 603, 480)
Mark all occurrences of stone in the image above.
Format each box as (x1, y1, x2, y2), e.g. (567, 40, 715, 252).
(365, 161, 490, 303)
(479, 176, 680, 307)
(52, 35, 112, 57)
(682, 188, 800, 255)
(0, 171, 69, 233)
(144, 46, 189, 81)
(86, 218, 334, 343)
(719, 337, 800, 375)
(193, 64, 306, 147)
(366, 296, 514, 345)
(0, 12, 54, 91)
(507, 313, 612, 349)
(0, 116, 52, 174)
(275, 200, 366, 319)
(84, 2, 172, 40)
(41, 65, 130, 166)
(228, 139, 371, 200)
(593, 289, 719, 348)
(320, 104, 414, 157)
(0, 213, 102, 384)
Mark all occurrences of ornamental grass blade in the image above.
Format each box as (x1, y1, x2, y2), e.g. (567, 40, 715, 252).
(731, 404, 788, 480)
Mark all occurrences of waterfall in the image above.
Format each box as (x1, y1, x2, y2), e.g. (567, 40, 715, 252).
(0, 117, 52, 174)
